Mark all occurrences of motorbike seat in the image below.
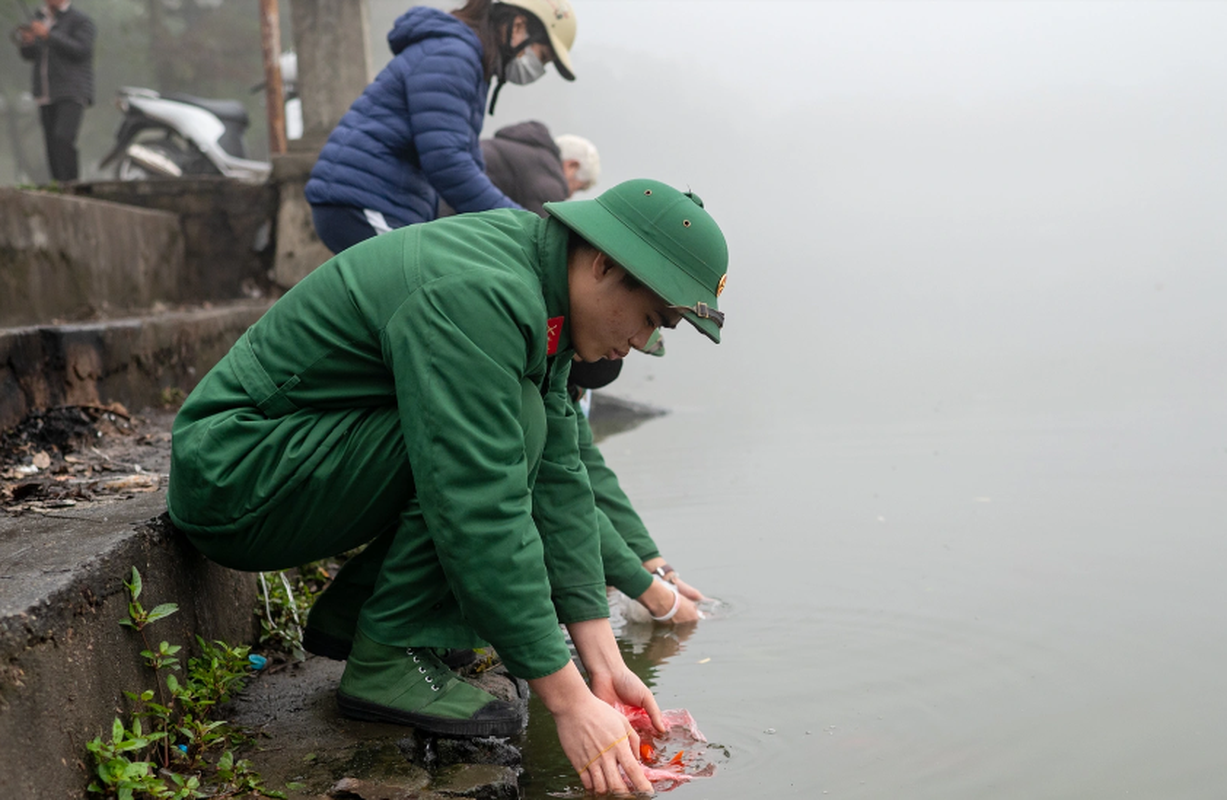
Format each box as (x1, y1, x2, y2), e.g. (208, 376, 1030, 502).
(164, 93, 250, 125)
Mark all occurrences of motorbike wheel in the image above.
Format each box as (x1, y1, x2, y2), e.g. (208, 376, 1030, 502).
(114, 131, 218, 180)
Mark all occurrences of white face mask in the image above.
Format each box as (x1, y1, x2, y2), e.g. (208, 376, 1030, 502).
(505, 47, 546, 85)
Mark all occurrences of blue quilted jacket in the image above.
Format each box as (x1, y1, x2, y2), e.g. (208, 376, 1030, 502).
(305, 7, 519, 226)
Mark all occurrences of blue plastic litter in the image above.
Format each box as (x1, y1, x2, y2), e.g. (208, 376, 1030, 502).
(177, 744, 188, 753)
(248, 654, 268, 670)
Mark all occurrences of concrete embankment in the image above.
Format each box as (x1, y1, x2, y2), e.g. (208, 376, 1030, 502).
(1, 181, 285, 797)
(0, 184, 282, 433)
(0, 494, 258, 800)
(0, 189, 187, 327)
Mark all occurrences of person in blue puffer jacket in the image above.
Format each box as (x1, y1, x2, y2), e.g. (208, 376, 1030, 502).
(305, 0, 577, 255)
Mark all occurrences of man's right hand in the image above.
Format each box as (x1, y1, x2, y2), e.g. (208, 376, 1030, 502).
(530, 655, 654, 795)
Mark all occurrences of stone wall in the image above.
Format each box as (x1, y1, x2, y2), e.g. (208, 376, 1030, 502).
(0, 189, 186, 327)
(66, 178, 280, 302)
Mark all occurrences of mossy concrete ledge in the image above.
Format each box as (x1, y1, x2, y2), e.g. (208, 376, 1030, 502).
(0, 492, 258, 800)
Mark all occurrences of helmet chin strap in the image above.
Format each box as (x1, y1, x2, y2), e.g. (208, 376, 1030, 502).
(489, 22, 537, 115)
(669, 302, 725, 327)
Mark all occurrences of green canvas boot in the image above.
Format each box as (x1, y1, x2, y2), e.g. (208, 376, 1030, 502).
(336, 631, 522, 737)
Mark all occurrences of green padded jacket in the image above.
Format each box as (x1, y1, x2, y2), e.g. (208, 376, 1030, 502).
(573, 399, 661, 600)
(167, 210, 606, 678)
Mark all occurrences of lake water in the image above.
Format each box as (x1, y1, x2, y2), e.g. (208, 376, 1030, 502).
(515, 313, 1226, 799)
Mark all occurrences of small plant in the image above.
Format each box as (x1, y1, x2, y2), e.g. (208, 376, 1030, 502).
(471, 648, 501, 674)
(85, 717, 176, 799)
(85, 568, 286, 799)
(17, 181, 64, 193)
(256, 562, 331, 660)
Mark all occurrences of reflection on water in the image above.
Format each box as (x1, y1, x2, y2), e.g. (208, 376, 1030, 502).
(588, 393, 668, 442)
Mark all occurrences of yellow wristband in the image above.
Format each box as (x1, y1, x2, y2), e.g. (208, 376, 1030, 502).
(578, 732, 630, 774)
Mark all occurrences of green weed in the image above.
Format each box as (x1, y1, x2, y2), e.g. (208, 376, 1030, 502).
(255, 563, 330, 661)
(85, 567, 285, 800)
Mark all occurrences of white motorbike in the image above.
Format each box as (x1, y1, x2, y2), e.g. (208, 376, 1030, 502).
(98, 54, 300, 183)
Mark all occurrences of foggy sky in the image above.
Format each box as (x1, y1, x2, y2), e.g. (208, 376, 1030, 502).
(388, 2, 1226, 411)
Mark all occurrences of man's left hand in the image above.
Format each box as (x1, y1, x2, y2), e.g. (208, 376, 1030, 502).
(674, 576, 705, 602)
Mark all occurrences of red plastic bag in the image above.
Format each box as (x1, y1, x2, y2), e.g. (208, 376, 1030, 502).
(615, 703, 716, 791)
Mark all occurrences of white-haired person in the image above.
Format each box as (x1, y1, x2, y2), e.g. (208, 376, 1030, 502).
(555, 132, 601, 195)
(470, 121, 600, 216)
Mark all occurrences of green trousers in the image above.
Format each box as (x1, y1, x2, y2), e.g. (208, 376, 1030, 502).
(183, 380, 546, 649)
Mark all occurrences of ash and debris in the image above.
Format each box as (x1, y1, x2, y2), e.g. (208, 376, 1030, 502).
(0, 403, 175, 514)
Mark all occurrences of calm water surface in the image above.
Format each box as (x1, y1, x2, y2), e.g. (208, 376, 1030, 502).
(519, 340, 1227, 799)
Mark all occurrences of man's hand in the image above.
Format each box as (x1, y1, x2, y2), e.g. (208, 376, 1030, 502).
(29, 20, 49, 39)
(674, 575, 705, 602)
(530, 660, 652, 795)
(588, 664, 664, 733)
(555, 694, 649, 795)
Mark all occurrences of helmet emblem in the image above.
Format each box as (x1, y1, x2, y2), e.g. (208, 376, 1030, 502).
(716, 274, 727, 297)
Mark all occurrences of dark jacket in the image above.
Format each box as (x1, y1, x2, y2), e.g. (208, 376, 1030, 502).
(304, 7, 518, 228)
(481, 121, 570, 217)
(19, 4, 96, 105)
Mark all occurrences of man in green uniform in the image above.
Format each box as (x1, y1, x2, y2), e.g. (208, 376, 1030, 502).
(570, 344, 708, 625)
(166, 178, 728, 795)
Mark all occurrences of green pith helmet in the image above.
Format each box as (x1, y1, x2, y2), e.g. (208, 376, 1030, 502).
(502, 0, 577, 81)
(545, 178, 729, 343)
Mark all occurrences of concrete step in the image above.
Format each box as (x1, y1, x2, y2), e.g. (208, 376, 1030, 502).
(0, 298, 273, 433)
(0, 492, 258, 799)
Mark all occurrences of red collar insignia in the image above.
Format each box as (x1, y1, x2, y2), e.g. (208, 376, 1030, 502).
(546, 316, 564, 356)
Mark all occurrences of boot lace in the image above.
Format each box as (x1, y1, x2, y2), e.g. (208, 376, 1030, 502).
(406, 647, 452, 693)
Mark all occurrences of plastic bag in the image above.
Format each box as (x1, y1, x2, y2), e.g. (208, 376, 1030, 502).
(615, 703, 716, 791)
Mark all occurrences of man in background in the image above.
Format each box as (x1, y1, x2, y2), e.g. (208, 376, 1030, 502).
(15, 0, 96, 182)
(479, 121, 599, 215)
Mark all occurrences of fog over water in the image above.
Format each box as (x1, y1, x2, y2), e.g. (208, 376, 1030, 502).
(370, 2, 1226, 797)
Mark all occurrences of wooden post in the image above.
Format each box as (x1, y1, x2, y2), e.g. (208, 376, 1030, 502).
(259, 0, 287, 157)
